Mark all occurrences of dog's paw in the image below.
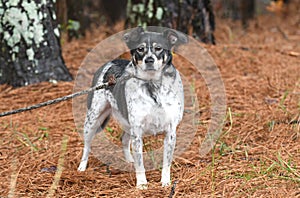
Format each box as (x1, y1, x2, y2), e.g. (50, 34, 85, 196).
(161, 173, 171, 187)
(77, 165, 86, 172)
(77, 161, 87, 171)
(136, 174, 147, 190)
(136, 184, 148, 190)
(161, 181, 171, 187)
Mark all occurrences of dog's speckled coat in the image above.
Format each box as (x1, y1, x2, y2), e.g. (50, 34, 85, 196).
(78, 27, 187, 189)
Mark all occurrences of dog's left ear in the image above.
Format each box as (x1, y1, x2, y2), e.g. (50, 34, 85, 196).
(163, 29, 188, 48)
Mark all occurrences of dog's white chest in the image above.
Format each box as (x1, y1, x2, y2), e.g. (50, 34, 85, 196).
(124, 72, 184, 135)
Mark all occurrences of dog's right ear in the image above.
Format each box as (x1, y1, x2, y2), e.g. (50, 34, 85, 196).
(163, 29, 188, 48)
(123, 27, 145, 49)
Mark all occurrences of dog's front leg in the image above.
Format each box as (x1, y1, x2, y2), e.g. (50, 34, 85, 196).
(131, 130, 147, 189)
(161, 126, 176, 187)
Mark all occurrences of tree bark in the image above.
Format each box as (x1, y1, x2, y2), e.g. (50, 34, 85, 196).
(240, 0, 255, 29)
(100, 0, 127, 25)
(55, 0, 68, 27)
(0, 0, 72, 87)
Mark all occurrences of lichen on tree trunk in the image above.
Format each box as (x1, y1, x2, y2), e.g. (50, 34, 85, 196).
(0, 0, 72, 87)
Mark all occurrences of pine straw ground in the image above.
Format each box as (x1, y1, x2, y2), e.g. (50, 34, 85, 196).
(1, 9, 300, 198)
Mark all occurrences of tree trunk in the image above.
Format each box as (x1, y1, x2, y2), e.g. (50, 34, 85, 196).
(216, 0, 255, 29)
(125, 0, 165, 28)
(126, 0, 216, 44)
(190, 0, 216, 44)
(240, 0, 255, 29)
(100, 0, 127, 25)
(55, 0, 68, 27)
(0, 0, 72, 87)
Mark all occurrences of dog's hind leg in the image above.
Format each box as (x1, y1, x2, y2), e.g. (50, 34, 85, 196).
(161, 125, 177, 187)
(78, 91, 111, 171)
(121, 131, 134, 163)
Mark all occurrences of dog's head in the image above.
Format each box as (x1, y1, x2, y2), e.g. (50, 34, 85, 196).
(123, 27, 188, 80)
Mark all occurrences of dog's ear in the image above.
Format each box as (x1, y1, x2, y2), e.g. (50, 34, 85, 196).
(123, 27, 145, 49)
(163, 29, 188, 48)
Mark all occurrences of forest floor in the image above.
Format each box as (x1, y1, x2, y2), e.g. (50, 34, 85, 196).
(1, 6, 300, 198)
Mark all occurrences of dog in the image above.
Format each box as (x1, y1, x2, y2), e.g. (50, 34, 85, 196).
(78, 27, 188, 189)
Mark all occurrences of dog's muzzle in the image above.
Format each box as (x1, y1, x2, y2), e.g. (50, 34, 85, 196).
(145, 57, 155, 71)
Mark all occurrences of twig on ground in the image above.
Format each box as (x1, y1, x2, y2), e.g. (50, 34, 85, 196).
(169, 180, 178, 198)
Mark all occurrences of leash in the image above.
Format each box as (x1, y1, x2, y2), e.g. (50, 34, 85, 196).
(0, 75, 116, 118)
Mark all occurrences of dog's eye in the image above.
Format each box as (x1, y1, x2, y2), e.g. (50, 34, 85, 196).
(137, 47, 145, 53)
(155, 46, 162, 52)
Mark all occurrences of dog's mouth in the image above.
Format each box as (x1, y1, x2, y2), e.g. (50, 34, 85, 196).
(145, 65, 156, 71)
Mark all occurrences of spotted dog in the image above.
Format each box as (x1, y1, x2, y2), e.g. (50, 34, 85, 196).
(78, 27, 188, 189)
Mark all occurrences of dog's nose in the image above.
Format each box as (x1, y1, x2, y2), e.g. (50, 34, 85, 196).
(145, 57, 154, 64)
